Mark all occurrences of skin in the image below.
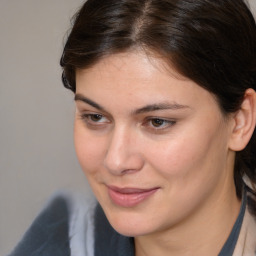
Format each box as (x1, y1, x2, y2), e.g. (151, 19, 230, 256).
(74, 51, 242, 256)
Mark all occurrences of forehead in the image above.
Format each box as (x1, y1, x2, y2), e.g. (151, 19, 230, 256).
(75, 51, 218, 112)
(76, 51, 188, 90)
(78, 50, 185, 77)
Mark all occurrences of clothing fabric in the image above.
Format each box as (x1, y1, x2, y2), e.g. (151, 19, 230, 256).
(219, 190, 246, 256)
(7, 196, 70, 256)
(8, 187, 256, 256)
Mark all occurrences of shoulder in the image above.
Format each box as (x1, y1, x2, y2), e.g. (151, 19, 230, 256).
(8, 190, 97, 256)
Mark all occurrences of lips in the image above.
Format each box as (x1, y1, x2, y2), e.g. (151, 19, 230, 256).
(107, 186, 159, 207)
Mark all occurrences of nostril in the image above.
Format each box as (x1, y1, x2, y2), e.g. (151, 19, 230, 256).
(103, 151, 144, 176)
(120, 169, 139, 175)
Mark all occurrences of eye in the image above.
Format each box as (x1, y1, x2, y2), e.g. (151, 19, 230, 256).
(88, 114, 104, 122)
(79, 113, 110, 126)
(145, 117, 176, 130)
(151, 118, 166, 127)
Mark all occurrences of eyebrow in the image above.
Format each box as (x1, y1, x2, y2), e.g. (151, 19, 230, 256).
(74, 93, 190, 114)
(133, 102, 190, 115)
(75, 94, 105, 111)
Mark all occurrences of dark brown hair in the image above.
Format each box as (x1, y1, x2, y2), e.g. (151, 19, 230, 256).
(60, 0, 256, 199)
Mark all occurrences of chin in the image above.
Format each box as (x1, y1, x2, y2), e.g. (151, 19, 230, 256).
(103, 207, 158, 237)
(112, 222, 152, 237)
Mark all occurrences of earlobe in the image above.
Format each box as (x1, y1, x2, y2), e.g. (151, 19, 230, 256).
(229, 88, 256, 151)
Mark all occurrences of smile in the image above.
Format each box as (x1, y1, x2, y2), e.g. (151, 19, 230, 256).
(107, 186, 159, 207)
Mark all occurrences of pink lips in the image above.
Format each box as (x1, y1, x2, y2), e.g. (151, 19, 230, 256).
(108, 186, 159, 207)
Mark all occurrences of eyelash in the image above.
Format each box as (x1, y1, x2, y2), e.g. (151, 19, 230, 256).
(79, 113, 176, 131)
(144, 117, 176, 130)
(79, 113, 109, 125)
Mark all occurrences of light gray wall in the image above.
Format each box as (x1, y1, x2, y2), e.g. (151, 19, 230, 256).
(0, 1, 91, 255)
(1, 1, 256, 255)
(250, 0, 256, 15)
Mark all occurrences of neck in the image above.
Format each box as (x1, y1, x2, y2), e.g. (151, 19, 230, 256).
(135, 181, 241, 256)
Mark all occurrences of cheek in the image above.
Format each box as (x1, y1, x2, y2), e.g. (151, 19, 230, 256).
(140, 128, 228, 220)
(74, 122, 106, 176)
(144, 124, 226, 186)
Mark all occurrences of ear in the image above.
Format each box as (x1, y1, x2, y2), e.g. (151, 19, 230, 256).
(229, 89, 256, 151)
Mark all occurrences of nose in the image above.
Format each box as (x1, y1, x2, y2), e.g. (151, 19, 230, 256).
(103, 126, 144, 176)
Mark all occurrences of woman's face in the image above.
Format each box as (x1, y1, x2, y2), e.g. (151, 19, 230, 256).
(74, 51, 235, 237)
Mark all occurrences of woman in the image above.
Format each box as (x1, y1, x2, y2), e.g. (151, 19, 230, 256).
(9, 0, 256, 255)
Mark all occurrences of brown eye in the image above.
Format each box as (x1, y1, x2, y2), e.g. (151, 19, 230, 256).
(145, 118, 176, 130)
(90, 114, 103, 122)
(80, 113, 109, 124)
(151, 118, 166, 127)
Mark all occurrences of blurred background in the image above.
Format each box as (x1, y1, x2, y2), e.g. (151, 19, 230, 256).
(0, 1, 256, 255)
(0, 1, 91, 255)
